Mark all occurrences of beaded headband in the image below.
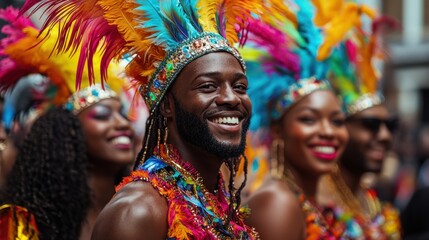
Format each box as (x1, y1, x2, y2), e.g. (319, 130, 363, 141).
(272, 77, 331, 120)
(345, 93, 384, 116)
(142, 32, 245, 113)
(64, 84, 118, 115)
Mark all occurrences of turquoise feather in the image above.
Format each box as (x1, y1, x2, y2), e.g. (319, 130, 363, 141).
(136, 0, 202, 51)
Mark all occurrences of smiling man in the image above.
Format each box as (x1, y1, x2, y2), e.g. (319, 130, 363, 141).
(316, 9, 402, 238)
(21, 0, 261, 239)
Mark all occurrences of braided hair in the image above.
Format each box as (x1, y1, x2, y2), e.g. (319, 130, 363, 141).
(1, 108, 91, 240)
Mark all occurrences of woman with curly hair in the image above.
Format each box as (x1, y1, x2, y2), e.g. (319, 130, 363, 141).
(1, 108, 90, 240)
(0, 8, 136, 239)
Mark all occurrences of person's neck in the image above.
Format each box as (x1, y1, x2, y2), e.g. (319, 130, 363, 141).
(167, 139, 223, 193)
(339, 163, 363, 195)
(287, 168, 319, 201)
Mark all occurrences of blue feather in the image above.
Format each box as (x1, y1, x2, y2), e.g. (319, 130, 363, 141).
(137, 0, 178, 49)
(179, 0, 203, 33)
(136, 0, 201, 51)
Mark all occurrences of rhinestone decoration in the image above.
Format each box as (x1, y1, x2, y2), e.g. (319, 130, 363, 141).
(64, 84, 118, 115)
(142, 32, 246, 114)
(272, 77, 331, 120)
(346, 93, 384, 116)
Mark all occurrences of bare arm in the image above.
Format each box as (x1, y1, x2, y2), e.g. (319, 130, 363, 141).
(245, 180, 306, 240)
(91, 181, 168, 240)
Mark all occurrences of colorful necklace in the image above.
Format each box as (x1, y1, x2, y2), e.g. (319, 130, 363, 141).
(118, 144, 259, 240)
(325, 168, 401, 239)
(278, 171, 344, 239)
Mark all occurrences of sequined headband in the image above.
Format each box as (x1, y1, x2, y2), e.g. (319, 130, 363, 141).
(141, 32, 246, 114)
(272, 77, 331, 120)
(346, 93, 384, 116)
(64, 84, 118, 115)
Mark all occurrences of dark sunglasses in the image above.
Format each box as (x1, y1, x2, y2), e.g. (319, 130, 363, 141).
(349, 117, 399, 133)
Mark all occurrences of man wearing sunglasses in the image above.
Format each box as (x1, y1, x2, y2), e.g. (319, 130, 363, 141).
(345, 105, 398, 173)
(316, 17, 402, 238)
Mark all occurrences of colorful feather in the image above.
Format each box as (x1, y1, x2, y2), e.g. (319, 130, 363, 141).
(311, 0, 343, 26)
(317, 3, 376, 61)
(324, 7, 397, 115)
(21, 0, 129, 89)
(196, 0, 219, 33)
(218, 0, 263, 44)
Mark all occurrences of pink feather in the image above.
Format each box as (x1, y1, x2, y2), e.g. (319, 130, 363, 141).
(20, 0, 126, 90)
(247, 18, 299, 74)
(0, 7, 37, 91)
(345, 39, 357, 63)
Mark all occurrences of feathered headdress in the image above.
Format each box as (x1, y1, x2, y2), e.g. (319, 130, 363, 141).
(21, 0, 262, 114)
(312, 1, 398, 116)
(0, 7, 125, 120)
(240, 0, 332, 134)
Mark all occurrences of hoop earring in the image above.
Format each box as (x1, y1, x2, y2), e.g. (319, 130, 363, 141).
(0, 140, 7, 152)
(270, 138, 285, 179)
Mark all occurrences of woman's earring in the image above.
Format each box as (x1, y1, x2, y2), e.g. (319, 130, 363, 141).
(270, 138, 285, 179)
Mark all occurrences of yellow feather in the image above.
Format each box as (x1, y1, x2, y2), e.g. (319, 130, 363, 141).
(317, 3, 361, 60)
(223, 0, 263, 44)
(312, 0, 343, 26)
(264, 0, 297, 28)
(98, 0, 149, 54)
(197, 0, 219, 33)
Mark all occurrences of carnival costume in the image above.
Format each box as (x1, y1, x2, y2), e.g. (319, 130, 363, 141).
(239, 0, 356, 238)
(19, 0, 262, 238)
(0, 7, 127, 239)
(312, 1, 402, 239)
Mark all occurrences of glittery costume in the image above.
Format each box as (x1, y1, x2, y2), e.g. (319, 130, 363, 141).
(117, 145, 258, 239)
(0, 205, 39, 240)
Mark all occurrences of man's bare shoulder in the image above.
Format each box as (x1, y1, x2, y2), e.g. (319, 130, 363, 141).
(91, 181, 168, 240)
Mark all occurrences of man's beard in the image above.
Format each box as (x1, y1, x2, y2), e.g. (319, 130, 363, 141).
(174, 99, 250, 160)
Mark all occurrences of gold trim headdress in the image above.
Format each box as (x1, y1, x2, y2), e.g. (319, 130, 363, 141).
(21, 0, 262, 114)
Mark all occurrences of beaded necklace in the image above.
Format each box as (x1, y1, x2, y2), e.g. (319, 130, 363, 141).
(324, 171, 401, 239)
(279, 173, 344, 239)
(117, 145, 259, 240)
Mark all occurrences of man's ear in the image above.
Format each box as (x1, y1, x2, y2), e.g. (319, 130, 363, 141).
(160, 93, 174, 118)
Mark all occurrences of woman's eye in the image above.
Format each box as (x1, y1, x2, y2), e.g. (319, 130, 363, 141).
(89, 106, 112, 120)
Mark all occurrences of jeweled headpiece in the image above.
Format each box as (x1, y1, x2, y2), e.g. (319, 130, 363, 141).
(240, 0, 332, 132)
(312, 1, 398, 116)
(0, 7, 124, 122)
(21, 0, 262, 114)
